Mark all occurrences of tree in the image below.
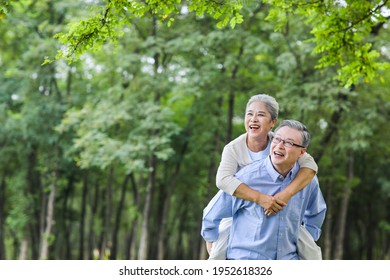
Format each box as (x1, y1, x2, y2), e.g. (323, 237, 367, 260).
(14, 0, 385, 88)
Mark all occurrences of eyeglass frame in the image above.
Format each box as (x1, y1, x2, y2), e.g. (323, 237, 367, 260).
(272, 135, 306, 149)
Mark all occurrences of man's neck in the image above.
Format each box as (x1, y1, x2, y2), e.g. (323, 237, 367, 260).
(270, 159, 294, 177)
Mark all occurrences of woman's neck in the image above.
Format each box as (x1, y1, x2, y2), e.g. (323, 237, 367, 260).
(246, 134, 269, 152)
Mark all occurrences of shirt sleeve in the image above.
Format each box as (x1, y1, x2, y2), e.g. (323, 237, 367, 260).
(302, 178, 327, 241)
(215, 145, 243, 195)
(298, 152, 318, 173)
(201, 190, 234, 242)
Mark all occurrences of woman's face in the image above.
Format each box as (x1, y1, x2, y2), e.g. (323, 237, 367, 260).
(244, 101, 277, 139)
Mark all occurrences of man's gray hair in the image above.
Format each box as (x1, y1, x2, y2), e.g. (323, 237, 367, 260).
(275, 120, 311, 147)
(246, 94, 279, 121)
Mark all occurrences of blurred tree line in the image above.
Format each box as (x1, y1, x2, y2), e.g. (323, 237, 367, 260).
(0, 0, 389, 260)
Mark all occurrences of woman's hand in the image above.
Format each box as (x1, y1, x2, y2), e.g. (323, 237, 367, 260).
(259, 193, 287, 216)
(265, 190, 293, 215)
(233, 184, 288, 216)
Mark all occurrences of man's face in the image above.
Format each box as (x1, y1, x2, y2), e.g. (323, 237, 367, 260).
(270, 126, 306, 172)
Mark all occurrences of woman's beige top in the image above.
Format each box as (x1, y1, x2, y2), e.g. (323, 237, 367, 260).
(216, 133, 318, 195)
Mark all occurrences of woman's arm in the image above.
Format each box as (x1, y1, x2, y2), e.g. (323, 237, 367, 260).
(215, 144, 244, 195)
(216, 137, 286, 215)
(265, 152, 317, 215)
(233, 183, 286, 214)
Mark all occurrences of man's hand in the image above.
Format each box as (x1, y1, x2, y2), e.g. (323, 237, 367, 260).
(233, 184, 288, 216)
(206, 242, 213, 255)
(259, 193, 287, 216)
(264, 190, 294, 216)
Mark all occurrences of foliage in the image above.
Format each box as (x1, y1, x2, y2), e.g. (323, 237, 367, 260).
(32, 0, 390, 87)
(57, 93, 180, 173)
(265, 0, 390, 87)
(45, 0, 244, 64)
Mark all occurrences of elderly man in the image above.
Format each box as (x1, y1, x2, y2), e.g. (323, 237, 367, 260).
(201, 120, 327, 260)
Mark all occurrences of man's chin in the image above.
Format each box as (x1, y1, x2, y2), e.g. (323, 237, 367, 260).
(271, 155, 284, 163)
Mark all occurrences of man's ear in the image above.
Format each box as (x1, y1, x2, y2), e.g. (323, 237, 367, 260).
(298, 148, 307, 158)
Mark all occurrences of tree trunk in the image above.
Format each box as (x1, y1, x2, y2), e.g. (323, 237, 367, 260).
(315, 92, 348, 162)
(79, 172, 89, 259)
(110, 174, 130, 260)
(61, 175, 74, 259)
(334, 149, 354, 259)
(39, 171, 57, 260)
(128, 218, 140, 260)
(199, 238, 208, 260)
(138, 155, 156, 259)
(87, 180, 100, 259)
(384, 202, 390, 259)
(137, 14, 161, 260)
(100, 168, 114, 259)
(157, 170, 176, 260)
(19, 239, 28, 260)
(157, 124, 192, 259)
(127, 173, 141, 260)
(27, 147, 41, 259)
(175, 205, 188, 259)
(226, 44, 243, 143)
(0, 175, 6, 259)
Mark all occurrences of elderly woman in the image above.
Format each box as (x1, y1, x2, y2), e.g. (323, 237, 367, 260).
(207, 94, 318, 260)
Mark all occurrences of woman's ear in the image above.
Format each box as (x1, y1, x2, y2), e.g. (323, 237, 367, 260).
(271, 118, 277, 128)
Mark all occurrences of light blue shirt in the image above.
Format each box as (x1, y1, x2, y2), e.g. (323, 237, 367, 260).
(201, 156, 327, 260)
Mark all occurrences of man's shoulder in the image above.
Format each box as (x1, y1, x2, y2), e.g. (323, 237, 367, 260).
(301, 174, 320, 195)
(309, 175, 320, 188)
(235, 158, 267, 178)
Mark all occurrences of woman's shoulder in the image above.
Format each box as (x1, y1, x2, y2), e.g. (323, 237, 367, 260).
(222, 133, 249, 164)
(225, 133, 247, 148)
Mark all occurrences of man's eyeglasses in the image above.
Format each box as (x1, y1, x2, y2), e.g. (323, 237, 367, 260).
(272, 136, 306, 148)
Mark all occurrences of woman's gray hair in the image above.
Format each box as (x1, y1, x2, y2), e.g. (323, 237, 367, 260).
(275, 120, 311, 147)
(246, 94, 279, 121)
